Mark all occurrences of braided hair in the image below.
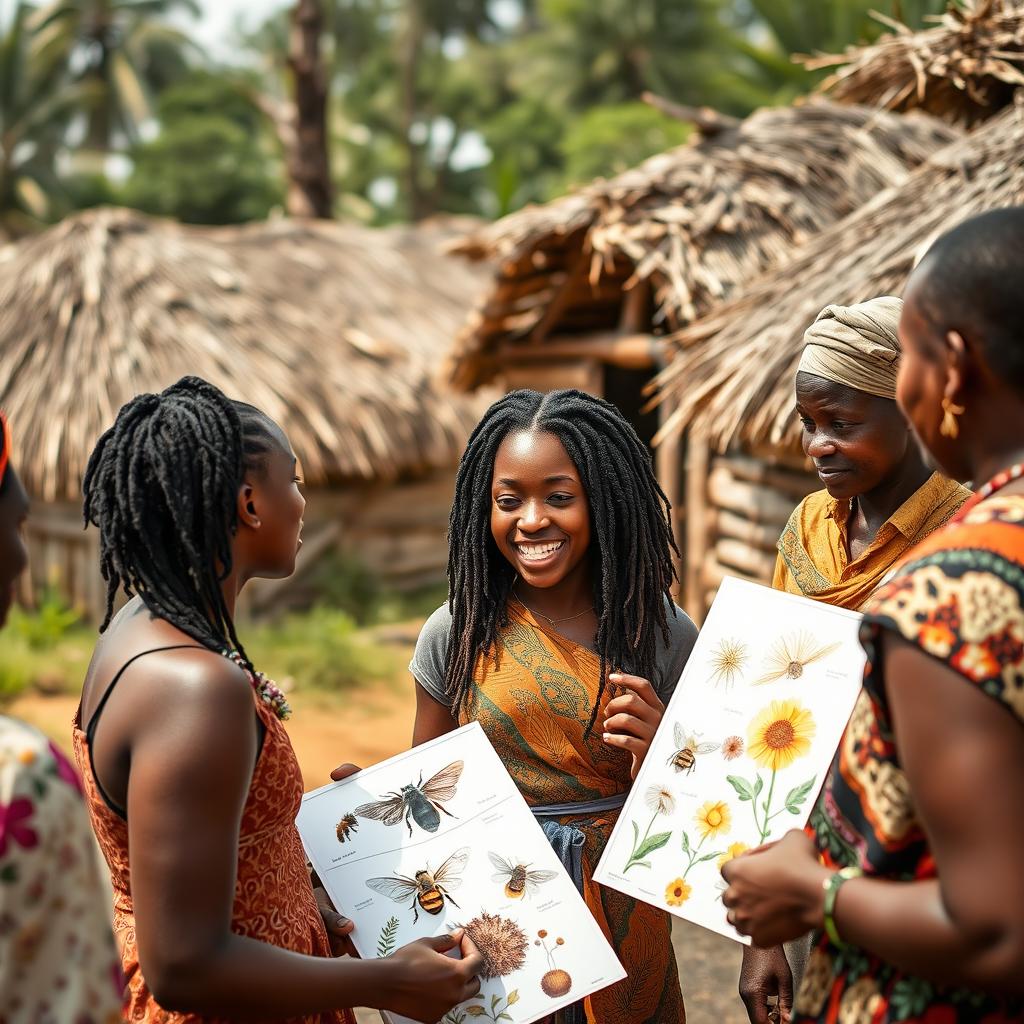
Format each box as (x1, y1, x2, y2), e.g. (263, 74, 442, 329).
(445, 389, 678, 734)
(82, 376, 283, 667)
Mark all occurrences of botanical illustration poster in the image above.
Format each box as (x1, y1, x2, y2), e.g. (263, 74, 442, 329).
(593, 577, 865, 943)
(297, 722, 625, 1024)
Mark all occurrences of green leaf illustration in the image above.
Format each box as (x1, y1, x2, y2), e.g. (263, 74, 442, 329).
(631, 819, 639, 845)
(697, 851, 724, 864)
(492, 994, 500, 1014)
(634, 830, 673, 860)
(727, 775, 755, 802)
(680, 828, 691, 854)
(784, 776, 817, 815)
(753, 775, 764, 797)
(376, 915, 400, 958)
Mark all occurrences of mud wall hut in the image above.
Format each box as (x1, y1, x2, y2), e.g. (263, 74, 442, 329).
(446, 99, 959, 611)
(0, 207, 492, 621)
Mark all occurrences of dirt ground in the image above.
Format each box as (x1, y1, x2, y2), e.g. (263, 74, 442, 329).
(9, 626, 748, 1024)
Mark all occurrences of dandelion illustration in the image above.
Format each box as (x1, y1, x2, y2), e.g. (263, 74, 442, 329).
(623, 783, 675, 873)
(665, 877, 692, 907)
(645, 784, 676, 816)
(695, 800, 732, 840)
(728, 699, 818, 842)
(536, 931, 572, 997)
(722, 736, 744, 761)
(710, 638, 749, 688)
(459, 912, 528, 979)
(754, 632, 842, 686)
(717, 841, 749, 870)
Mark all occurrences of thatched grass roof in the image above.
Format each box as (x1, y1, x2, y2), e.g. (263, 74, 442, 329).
(446, 100, 960, 391)
(653, 100, 1024, 452)
(0, 207, 491, 501)
(807, 0, 1024, 127)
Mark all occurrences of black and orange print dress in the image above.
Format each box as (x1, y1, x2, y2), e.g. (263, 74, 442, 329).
(797, 492, 1024, 1024)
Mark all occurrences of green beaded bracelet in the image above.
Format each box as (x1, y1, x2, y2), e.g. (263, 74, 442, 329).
(822, 866, 862, 948)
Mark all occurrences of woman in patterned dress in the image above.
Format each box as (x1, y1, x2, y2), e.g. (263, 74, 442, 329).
(411, 390, 700, 1024)
(0, 411, 125, 1022)
(721, 209, 1024, 1023)
(75, 377, 482, 1023)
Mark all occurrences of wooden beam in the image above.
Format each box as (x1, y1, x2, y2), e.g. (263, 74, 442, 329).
(496, 332, 661, 370)
(683, 435, 710, 622)
(526, 249, 592, 345)
(657, 396, 685, 603)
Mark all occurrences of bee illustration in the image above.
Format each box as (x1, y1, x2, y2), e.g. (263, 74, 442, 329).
(365, 847, 470, 924)
(488, 852, 558, 901)
(335, 813, 359, 844)
(355, 760, 464, 837)
(667, 722, 721, 775)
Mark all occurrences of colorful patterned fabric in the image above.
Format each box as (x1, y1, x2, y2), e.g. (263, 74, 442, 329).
(0, 715, 125, 1023)
(797, 493, 1024, 1024)
(454, 603, 686, 1024)
(73, 661, 354, 1024)
(774, 473, 970, 611)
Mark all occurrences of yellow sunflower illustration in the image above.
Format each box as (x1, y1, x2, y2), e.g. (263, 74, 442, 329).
(694, 800, 732, 840)
(665, 878, 692, 907)
(717, 841, 749, 869)
(747, 699, 816, 772)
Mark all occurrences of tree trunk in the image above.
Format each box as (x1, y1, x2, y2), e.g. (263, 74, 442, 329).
(286, 0, 333, 219)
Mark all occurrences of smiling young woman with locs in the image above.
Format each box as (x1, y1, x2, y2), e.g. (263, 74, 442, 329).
(409, 389, 699, 1023)
(74, 376, 481, 1023)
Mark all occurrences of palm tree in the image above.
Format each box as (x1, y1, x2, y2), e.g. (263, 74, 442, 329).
(30, 0, 200, 151)
(0, 2, 79, 236)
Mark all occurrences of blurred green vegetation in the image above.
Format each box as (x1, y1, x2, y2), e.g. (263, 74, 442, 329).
(0, 0, 950, 233)
(0, 563, 446, 704)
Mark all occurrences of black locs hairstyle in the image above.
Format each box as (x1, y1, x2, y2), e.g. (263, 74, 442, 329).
(82, 376, 281, 665)
(445, 388, 679, 733)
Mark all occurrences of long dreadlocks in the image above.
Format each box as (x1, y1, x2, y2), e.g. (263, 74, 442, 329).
(82, 376, 282, 668)
(444, 388, 678, 735)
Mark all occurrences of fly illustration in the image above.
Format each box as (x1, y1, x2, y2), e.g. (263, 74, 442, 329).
(355, 760, 464, 837)
(667, 722, 721, 775)
(488, 852, 558, 901)
(365, 847, 470, 923)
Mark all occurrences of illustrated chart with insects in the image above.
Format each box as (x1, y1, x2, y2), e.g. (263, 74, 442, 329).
(593, 577, 865, 943)
(296, 722, 625, 1024)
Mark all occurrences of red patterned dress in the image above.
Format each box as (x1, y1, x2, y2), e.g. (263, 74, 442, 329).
(797, 492, 1024, 1024)
(73, 654, 355, 1024)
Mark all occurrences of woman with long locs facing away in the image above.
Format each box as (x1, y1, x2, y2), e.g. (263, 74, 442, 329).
(75, 376, 482, 1023)
(410, 389, 699, 1024)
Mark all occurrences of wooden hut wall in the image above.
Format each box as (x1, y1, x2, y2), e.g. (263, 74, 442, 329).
(684, 448, 817, 622)
(20, 471, 459, 624)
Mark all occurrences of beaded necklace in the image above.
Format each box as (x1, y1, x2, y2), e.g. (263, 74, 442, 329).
(224, 648, 292, 720)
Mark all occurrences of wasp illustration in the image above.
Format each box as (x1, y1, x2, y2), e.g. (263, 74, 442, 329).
(355, 760, 464, 837)
(488, 852, 558, 901)
(335, 813, 359, 844)
(365, 848, 470, 924)
(667, 722, 721, 775)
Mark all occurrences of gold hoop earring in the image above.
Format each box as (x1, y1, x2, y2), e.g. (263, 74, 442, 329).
(940, 397, 965, 439)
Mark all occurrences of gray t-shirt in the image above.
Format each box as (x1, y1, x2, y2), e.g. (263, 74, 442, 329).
(410, 595, 698, 707)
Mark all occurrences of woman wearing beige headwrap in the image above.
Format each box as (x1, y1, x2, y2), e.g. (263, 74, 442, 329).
(737, 296, 971, 1024)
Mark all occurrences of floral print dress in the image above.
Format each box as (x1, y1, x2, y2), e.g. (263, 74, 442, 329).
(797, 494, 1024, 1024)
(0, 715, 125, 1023)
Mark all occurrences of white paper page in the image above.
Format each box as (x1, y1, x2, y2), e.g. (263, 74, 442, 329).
(593, 578, 865, 943)
(298, 721, 625, 1024)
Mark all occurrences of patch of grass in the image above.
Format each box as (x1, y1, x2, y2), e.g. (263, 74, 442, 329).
(0, 595, 94, 703)
(245, 605, 401, 694)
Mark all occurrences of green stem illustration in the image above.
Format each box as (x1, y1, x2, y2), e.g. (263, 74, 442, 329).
(727, 771, 817, 845)
(624, 807, 672, 873)
(376, 915, 400, 958)
(466, 990, 520, 1021)
(680, 829, 725, 880)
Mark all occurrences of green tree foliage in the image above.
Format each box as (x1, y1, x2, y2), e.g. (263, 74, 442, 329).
(31, 0, 200, 150)
(120, 70, 284, 223)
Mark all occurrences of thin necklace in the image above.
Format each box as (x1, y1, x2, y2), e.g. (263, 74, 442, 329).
(511, 586, 594, 625)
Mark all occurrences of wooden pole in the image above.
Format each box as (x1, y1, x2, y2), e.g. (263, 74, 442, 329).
(683, 435, 710, 622)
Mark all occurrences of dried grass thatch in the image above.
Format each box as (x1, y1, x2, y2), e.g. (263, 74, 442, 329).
(0, 207, 491, 501)
(445, 100, 959, 391)
(807, 0, 1024, 126)
(653, 100, 1024, 452)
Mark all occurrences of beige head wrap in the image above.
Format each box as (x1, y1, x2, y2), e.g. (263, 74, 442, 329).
(797, 296, 903, 399)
